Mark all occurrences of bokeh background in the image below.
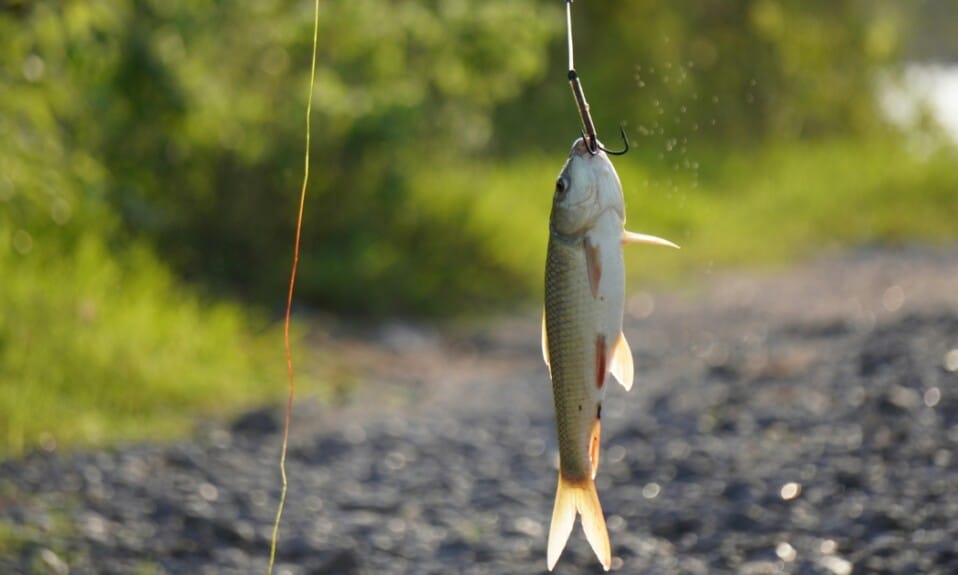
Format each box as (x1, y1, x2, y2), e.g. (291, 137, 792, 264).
(2, 0, 957, 457)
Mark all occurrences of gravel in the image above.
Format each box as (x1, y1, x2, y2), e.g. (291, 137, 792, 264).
(2, 246, 957, 574)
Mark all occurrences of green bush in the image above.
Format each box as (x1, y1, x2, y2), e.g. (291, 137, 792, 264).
(0, 4, 292, 456)
(0, 236, 286, 455)
(1, 1, 954, 456)
(2, 0, 559, 314)
(407, 137, 958, 298)
(3, 1, 927, 315)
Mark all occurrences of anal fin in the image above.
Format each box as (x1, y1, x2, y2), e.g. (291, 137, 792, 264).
(610, 331, 634, 391)
(589, 418, 602, 479)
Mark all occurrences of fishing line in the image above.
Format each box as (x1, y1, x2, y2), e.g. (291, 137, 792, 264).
(565, 0, 629, 156)
(565, 0, 575, 71)
(267, 0, 319, 572)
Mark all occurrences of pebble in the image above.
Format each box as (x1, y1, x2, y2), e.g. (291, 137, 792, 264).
(2, 251, 957, 574)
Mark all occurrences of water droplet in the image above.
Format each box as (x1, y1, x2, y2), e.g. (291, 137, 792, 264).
(924, 387, 941, 408)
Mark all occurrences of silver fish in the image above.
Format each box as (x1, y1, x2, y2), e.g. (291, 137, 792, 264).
(543, 137, 677, 571)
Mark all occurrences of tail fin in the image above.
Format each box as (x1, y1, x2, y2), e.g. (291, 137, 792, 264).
(546, 474, 611, 571)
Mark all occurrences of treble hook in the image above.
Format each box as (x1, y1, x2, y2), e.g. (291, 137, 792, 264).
(565, 0, 629, 156)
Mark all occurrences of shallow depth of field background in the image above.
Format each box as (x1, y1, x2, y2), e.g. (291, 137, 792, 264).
(2, 0, 957, 457)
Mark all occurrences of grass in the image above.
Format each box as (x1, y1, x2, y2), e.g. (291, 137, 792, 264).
(0, 235, 322, 458)
(1, 135, 955, 458)
(412, 135, 958, 299)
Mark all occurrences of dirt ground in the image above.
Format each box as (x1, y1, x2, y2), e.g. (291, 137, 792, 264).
(2, 246, 957, 574)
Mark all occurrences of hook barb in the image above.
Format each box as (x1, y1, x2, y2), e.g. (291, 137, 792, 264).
(597, 125, 629, 156)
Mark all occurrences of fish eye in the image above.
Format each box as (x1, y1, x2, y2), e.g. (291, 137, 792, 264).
(555, 176, 568, 196)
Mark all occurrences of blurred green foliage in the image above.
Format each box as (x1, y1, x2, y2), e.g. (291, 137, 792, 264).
(0, 236, 288, 455)
(2, 0, 559, 314)
(412, 138, 958, 296)
(1, 1, 956, 454)
(498, 0, 910, 151)
(1, 0, 930, 315)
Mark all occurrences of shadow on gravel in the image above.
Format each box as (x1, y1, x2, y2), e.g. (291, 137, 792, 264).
(2, 248, 957, 574)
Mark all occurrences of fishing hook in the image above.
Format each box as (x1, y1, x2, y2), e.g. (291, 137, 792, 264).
(577, 124, 630, 156)
(601, 125, 630, 156)
(565, 0, 629, 156)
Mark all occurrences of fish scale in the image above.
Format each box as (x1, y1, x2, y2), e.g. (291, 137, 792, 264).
(545, 233, 601, 481)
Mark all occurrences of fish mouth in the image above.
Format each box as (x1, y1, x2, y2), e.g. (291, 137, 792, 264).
(569, 138, 594, 158)
(569, 137, 615, 160)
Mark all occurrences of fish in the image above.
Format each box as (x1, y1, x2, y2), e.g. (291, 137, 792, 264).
(543, 137, 678, 571)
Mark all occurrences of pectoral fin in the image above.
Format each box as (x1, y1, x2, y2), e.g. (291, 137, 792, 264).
(584, 238, 602, 298)
(610, 332, 634, 391)
(622, 229, 680, 249)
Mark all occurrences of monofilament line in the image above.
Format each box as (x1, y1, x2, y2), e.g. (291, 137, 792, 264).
(566, 0, 575, 71)
(267, 0, 319, 573)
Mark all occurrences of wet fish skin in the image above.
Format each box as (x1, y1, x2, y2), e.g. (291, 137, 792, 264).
(543, 137, 677, 571)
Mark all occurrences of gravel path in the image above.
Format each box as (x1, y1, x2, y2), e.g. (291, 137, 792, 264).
(2, 247, 957, 574)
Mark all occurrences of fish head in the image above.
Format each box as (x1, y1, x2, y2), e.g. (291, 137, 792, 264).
(551, 138, 624, 237)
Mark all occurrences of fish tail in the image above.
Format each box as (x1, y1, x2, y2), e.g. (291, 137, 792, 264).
(546, 474, 612, 571)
